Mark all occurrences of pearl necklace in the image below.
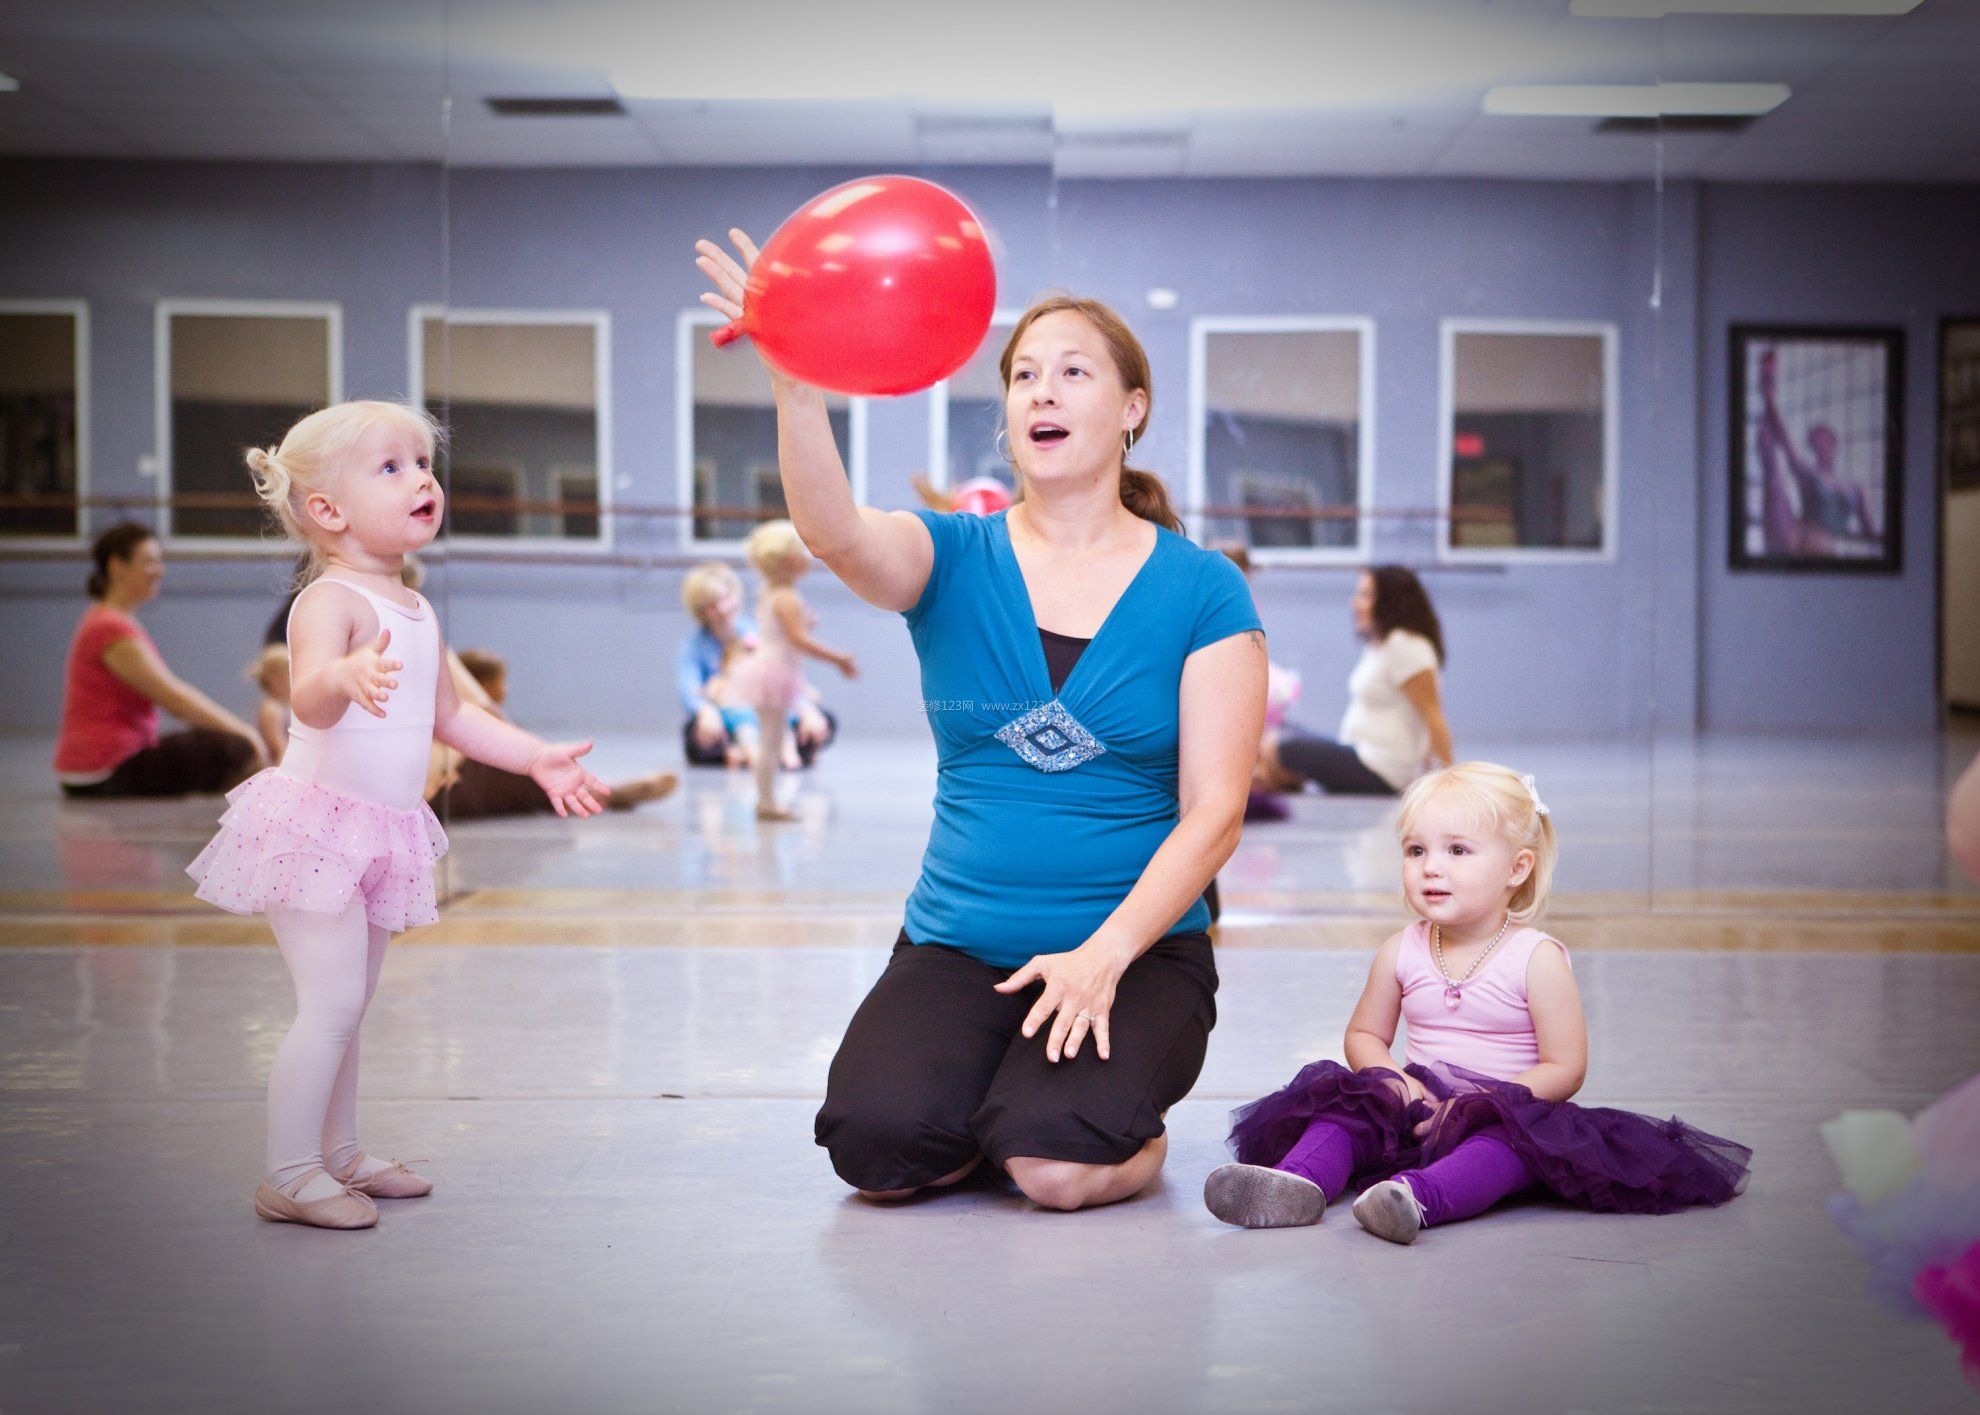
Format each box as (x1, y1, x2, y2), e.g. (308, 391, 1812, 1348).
(1431, 915, 1512, 1011)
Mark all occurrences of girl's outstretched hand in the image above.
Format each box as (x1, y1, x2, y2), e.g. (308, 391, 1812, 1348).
(527, 739, 611, 818)
(337, 628, 401, 718)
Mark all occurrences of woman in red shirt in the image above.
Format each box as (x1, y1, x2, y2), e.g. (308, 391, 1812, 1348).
(55, 524, 266, 796)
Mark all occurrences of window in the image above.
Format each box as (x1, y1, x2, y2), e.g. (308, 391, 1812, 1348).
(929, 315, 1020, 495)
(157, 301, 340, 541)
(1441, 321, 1617, 560)
(0, 301, 87, 542)
(1190, 319, 1373, 561)
(411, 307, 611, 547)
(677, 311, 865, 551)
(447, 464, 523, 537)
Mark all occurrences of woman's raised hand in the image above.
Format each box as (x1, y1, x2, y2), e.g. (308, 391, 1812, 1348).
(694, 228, 759, 328)
(994, 942, 1130, 1064)
(336, 628, 401, 718)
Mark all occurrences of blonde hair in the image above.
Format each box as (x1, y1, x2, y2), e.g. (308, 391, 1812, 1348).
(245, 643, 289, 693)
(245, 401, 440, 559)
(744, 519, 809, 579)
(1395, 761, 1558, 925)
(681, 562, 743, 621)
(998, 294, 1182, 535)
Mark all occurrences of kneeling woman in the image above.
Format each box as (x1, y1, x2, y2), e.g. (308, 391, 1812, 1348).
(696, 236, 1264, 1211)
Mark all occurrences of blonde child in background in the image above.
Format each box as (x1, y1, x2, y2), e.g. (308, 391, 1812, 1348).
(1206, 761, 1750, 1241)
(725, 520, 856, 821)
(702, 640, 806, 772)
(188, 400, 611, 1232)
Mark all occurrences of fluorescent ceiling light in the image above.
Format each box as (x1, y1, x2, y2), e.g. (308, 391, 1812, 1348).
(1483, 82, 1790, 117)
(1570, 1, 1920, 15)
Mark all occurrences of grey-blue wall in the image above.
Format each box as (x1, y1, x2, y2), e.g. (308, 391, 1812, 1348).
(3, 159, 1974, 743)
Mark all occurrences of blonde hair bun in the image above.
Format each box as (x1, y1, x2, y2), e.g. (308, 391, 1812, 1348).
(243, 400, 440, 558)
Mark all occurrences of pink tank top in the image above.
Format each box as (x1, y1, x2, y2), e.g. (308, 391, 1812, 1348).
(278, 577, 440, 813)
(1396, 919, 1569, 1079)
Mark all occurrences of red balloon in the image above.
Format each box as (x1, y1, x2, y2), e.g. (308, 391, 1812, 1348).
(712, 176, 996, 398)
(952, 477, 1013, 517)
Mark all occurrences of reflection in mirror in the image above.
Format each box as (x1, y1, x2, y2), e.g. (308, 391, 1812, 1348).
(160, 303, 339, 539)
(1192, 321, 1370, 560)
(1442, 322, 1614, 558)
(0, 302, 86, 540)
(680, 312, 862, 548)
(415, 309, 609, 546)
(932, 316, 1019, 495)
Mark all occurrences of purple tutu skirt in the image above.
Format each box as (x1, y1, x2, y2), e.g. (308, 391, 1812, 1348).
(1229, 1059, 1426, 1181)
(186, 769, 449, 934)
(1230, 1059, 1750, 1215)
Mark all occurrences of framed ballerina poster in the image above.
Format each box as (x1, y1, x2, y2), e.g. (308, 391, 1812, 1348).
(1729, 325, 1903, 574)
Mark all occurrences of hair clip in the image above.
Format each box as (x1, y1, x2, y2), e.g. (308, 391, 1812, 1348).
(1521, 773, 1550, 817)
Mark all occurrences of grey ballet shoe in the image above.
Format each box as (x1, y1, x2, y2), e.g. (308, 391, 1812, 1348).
(1351, 1179, 1424, 1245)
(1203, 1163, 1327, 1229)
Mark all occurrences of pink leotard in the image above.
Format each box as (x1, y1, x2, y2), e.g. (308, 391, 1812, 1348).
(1397, 919, 1570, 1080)
(280, 577, 440, 813)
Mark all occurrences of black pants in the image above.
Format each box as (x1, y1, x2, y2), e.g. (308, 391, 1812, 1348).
(60, 730, 257, 799)
(1276, 729, 1397, 796)
(814, 931, 1218, 1194)
(681, 707, 838, 768)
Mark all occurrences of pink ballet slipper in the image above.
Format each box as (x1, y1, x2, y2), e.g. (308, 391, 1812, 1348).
(253, 1169, 378, 1230)
(333, 1154, 434, 1200)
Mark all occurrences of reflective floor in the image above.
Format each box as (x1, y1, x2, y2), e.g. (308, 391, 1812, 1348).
(2, 732, 1977, 1413)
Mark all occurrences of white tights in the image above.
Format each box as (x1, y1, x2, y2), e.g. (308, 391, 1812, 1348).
(265, 899, 390, 1191)
(753, 708, 787, 812)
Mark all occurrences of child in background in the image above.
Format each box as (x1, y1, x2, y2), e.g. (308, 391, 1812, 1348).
(725, 520, 856, 821)
(247, 644, 291, 764)
(438, 649, 677, 817)
(1205, 761, 1750, 1242)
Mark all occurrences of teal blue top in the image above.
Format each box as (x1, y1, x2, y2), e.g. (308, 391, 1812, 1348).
(901, 509, 1261, 969)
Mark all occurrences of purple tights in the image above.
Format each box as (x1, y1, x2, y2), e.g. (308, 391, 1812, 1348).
(1276, 1119, 1538, 1227)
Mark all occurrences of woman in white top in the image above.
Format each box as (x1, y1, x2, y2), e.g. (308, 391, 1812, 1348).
(1263, 566, 1454, 795)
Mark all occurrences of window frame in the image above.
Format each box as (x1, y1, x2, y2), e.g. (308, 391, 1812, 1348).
(0, 298, 91, 551)
(1188, 314, 1377, 565)
(1437, 317, 1620, 565)
(155, 298, 343, 553)
(675, 308, 867, 556)
(408, 303, 615, 555)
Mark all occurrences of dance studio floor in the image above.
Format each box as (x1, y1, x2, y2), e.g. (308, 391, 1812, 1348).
(2, 731, 1976, 1413)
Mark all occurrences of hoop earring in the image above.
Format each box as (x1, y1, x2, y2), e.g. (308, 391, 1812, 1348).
(995, 427, 1014, 464)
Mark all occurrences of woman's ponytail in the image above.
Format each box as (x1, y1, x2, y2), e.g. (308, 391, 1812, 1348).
(1120, 461, 1183, 535)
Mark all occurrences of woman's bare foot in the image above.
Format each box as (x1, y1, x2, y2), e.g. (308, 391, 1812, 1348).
(605, 771, 679, 811)
(756, 803, 800, 822)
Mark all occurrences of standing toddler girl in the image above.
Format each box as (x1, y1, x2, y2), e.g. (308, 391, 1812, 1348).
(189, 401, 610, 1230)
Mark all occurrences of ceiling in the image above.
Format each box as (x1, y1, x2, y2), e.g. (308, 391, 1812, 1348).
(2, 0, 1978, 181)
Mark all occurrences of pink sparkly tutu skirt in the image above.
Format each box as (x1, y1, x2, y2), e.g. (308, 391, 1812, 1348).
(186, 769, 449, 934)
(724, 650, 805, 717)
